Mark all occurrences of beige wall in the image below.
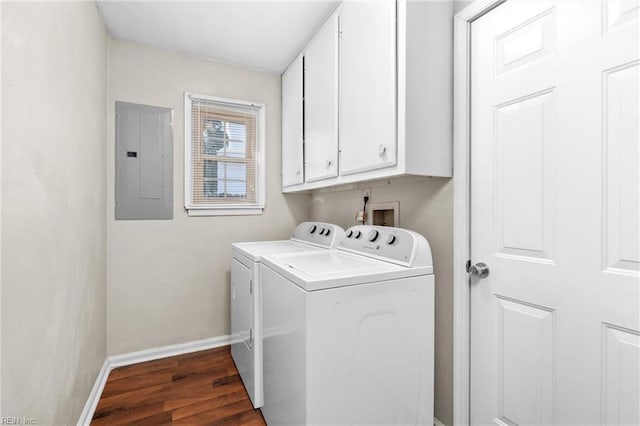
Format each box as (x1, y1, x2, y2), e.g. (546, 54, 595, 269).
(311, 178, 454, 425)
(1, 2, 108, 423)
(107, 39, 310, 356)
(454, 0, 473, 14)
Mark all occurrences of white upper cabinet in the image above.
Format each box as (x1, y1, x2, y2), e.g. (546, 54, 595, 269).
(281, 0, 453, 192)
(304, 14, 339, 182)
(339, 0, 397, 175)
(281, 54, 304, 187)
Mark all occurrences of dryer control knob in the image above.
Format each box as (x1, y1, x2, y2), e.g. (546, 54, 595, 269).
(354, 231, 362, 239)
(387, 235, 397, 245)
(346, 230, 354, 238)
(319, 228, 326, 235)
(368, 230, 380, 242)
(309, 225, 317, 234)
(324, 228, 331, 236)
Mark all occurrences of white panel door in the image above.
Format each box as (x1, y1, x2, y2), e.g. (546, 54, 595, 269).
(282, 54, 304, 187)
(339, 0, 397, 176)
(470, 1, 639, 424)
(305, 14, 339, 182)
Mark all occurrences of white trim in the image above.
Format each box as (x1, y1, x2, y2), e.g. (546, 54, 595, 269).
(187, 208, 264, 217)
(311, 175, 434, 195)
(185, 92, 259, 108)
(77, 335, 231, 425)
(434, 417, 447, 426)
(109, 334, 232, 368)
(77, 359, 110, 426)
(183, 92, 266, 215)
(184, 93, 192, 210)
(453, 1, 507, 425)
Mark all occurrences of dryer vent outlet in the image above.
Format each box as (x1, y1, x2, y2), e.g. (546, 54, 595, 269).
(368, 201, 399, 227)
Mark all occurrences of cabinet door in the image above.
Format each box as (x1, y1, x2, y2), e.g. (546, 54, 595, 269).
(304, 14, 339, 182)
(339, 1, 397, 175)
(282, 54, 304, 187)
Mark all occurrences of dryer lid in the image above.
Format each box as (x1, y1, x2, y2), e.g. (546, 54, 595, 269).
(232, 240, 320, 262)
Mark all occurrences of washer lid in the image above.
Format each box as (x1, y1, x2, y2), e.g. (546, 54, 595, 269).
(232, 240, 320, 262)
(261, 250, 433, 291)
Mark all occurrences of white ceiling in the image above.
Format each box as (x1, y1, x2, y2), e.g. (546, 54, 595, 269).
(97, 1, 340, 73)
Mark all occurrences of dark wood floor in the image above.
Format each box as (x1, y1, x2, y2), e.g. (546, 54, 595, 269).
(92, 346, 266, 425)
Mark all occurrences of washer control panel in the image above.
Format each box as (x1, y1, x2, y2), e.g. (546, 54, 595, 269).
(291, 222, 345, 248)
(338, 225, 432, 267)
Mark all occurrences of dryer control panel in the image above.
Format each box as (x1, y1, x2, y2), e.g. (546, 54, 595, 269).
(338, 225, 433, 267)
(291, 222, 345, 248)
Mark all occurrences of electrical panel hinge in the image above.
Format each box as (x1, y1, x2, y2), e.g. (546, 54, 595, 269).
(465, 260, 471, 273)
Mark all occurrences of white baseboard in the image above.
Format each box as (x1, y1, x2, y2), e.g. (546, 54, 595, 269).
(77, 359, 110, 426)
(434, 416, 446, 426)
(77, 334, 232, 425)
(108, 334, 232, 368)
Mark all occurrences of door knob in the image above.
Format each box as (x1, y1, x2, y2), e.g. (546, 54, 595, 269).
(468, 262, 490, 279)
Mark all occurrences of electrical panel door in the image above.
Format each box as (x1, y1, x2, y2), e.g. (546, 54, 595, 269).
(115, 101, 173, 220)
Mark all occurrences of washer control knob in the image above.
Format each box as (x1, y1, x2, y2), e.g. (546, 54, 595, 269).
(354, 231, 362, 239)
(324, 228, 331, 236)
(346, 230, 354, 238)
(368, 230, 380, 242)
(387, 235, 397, 245)
(309, 225, 317, 234)
(319, 228, 326, 235)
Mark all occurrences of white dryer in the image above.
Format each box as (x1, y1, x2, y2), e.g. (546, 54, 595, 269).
(231, 222, 345, 408)
(260, 225, 435, 425)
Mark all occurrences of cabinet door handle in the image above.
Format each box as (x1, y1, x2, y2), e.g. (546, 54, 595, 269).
(326, 160, 333, 168)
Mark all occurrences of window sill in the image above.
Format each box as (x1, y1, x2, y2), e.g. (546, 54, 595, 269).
(186, 207, 264, 217)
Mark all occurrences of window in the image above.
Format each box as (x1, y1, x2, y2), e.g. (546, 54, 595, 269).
(184, 93, 265, 216)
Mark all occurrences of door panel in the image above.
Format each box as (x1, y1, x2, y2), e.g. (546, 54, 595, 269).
(339, 0, 397, 175)
(495, 89, 555, 262)
(282, 55, 304, 187)
(603, 61, 639, 273)
(602, 324, 640, 425)
(604, 0, 640, 30)
(470, 1, 639, 424)
(494, 8, 556, 76)
(496, 298, 554, 426)
(304, 14, 339, 182)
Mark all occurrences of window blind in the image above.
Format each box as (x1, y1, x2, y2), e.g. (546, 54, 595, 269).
(188, 96, 260, 208)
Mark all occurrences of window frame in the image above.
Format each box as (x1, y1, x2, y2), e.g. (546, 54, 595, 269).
(184, 92, 266, 216)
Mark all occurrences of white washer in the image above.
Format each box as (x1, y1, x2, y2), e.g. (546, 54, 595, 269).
(260, 225, 435, 425)
(231, 222, 345, 408)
